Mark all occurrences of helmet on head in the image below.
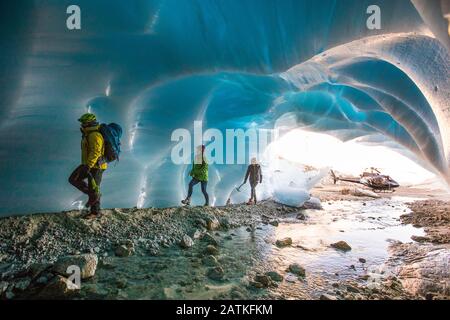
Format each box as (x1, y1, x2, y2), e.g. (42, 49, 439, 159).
(78, 113, 97, 124)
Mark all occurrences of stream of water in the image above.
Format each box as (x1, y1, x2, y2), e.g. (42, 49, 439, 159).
(79, 197, 424, 300)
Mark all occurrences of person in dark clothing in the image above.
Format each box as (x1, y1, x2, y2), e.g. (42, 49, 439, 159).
(181, 145, 209, 206)
(68, 113, 107, 219)
(243, 157, 262, 205)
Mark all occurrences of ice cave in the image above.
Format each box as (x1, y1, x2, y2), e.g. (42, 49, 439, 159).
(0, 0, 449, 215)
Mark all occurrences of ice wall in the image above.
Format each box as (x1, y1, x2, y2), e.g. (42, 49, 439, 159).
(0, 0, 449, 215)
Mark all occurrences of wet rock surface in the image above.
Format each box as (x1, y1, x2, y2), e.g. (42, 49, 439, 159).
(38, 275, 79, 299)
(265, 271, 283, 282)
(275, 238, 293, 248)
(115, 245, 135, 257)
(53, 254, 98, 279)
(402, 200, 450, 244)
(330, 241, 352, 252)
(376, 200, 450, 299)
(386, 242, 450, 298)
(180, 235, 194, 249)
(288, 264, 306, 277)
(207, 266, 225, 281)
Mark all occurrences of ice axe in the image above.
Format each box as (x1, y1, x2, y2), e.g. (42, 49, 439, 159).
(235, 182, 246, 192)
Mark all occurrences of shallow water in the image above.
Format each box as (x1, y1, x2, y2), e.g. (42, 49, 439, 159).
(79, 197, 424, 300)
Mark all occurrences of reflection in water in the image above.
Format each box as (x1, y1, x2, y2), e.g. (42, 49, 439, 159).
(80, 197, 424, 300)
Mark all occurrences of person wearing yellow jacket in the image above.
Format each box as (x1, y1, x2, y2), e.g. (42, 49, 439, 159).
(68, 113, 107, 219)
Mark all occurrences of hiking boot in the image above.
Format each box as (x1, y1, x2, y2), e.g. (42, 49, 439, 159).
(181, 198, 191, 205)
(246, 199, 253, 205)
(203, 203, 209, 207)
(83, 212, 99, 220)
(86, 192, 101, 207)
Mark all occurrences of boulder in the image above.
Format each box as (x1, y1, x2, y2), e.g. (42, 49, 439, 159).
(206, 216, 220, 231)
(331, 241, 352, 252)
(254, 275, 272, 287)
(207, 266, 224, 280)
(196, 219, 207, 228)
(302, 197, 323, 210)
(115, 239, 135, 257)
(38, 275, 79, 299)
(115, 245, 135, 257)
(346, 285, 361, 293)
(179, 235, 194, 248)
(53, 254, 98, 279)
(28, 263, 52, 279)
(201, 233, 218, 246)
(219, 217, 230, 230)
(251, 281, 264, 289)
(269, 221, 279, 227)
(192, 229, 203, 239)
(411, 235, 430, 243)
(265, 271, 283, 282)
(205, 245, 219, 256)
(276, 238, 293, 248)
(121, 239, 135, 248)
(116, 278, 128, 289)
(202, 255, 219, 267)
(288, 263, 306, 277)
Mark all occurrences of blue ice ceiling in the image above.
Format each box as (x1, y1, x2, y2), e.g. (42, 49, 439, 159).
(0, 0, 449, 215)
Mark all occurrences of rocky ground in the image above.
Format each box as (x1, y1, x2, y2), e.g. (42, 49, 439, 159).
(0, 201, 300, 299)
(380, 199, 450, 300)
(0, 191, 449, 300)
(402, 200, 450, 244)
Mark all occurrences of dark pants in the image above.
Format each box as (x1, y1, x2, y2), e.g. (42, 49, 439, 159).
(187, 178, 209, 205)
(250, 182, 258, 203)
(68, 165, 104, 213)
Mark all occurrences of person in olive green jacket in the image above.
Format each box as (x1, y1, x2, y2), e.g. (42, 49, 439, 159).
(181, 145, 209, 206)
(68, 113, 107, 219)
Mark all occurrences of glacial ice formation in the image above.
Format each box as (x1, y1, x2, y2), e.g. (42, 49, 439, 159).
(0, 0, 449, 215)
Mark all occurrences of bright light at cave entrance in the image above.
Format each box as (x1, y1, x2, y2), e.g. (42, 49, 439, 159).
(271, 129, 435, 185)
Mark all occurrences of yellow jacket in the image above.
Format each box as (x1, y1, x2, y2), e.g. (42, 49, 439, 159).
(81, 125, 108, 170)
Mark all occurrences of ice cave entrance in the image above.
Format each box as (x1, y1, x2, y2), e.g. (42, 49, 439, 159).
(251, 128, 440, 208)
